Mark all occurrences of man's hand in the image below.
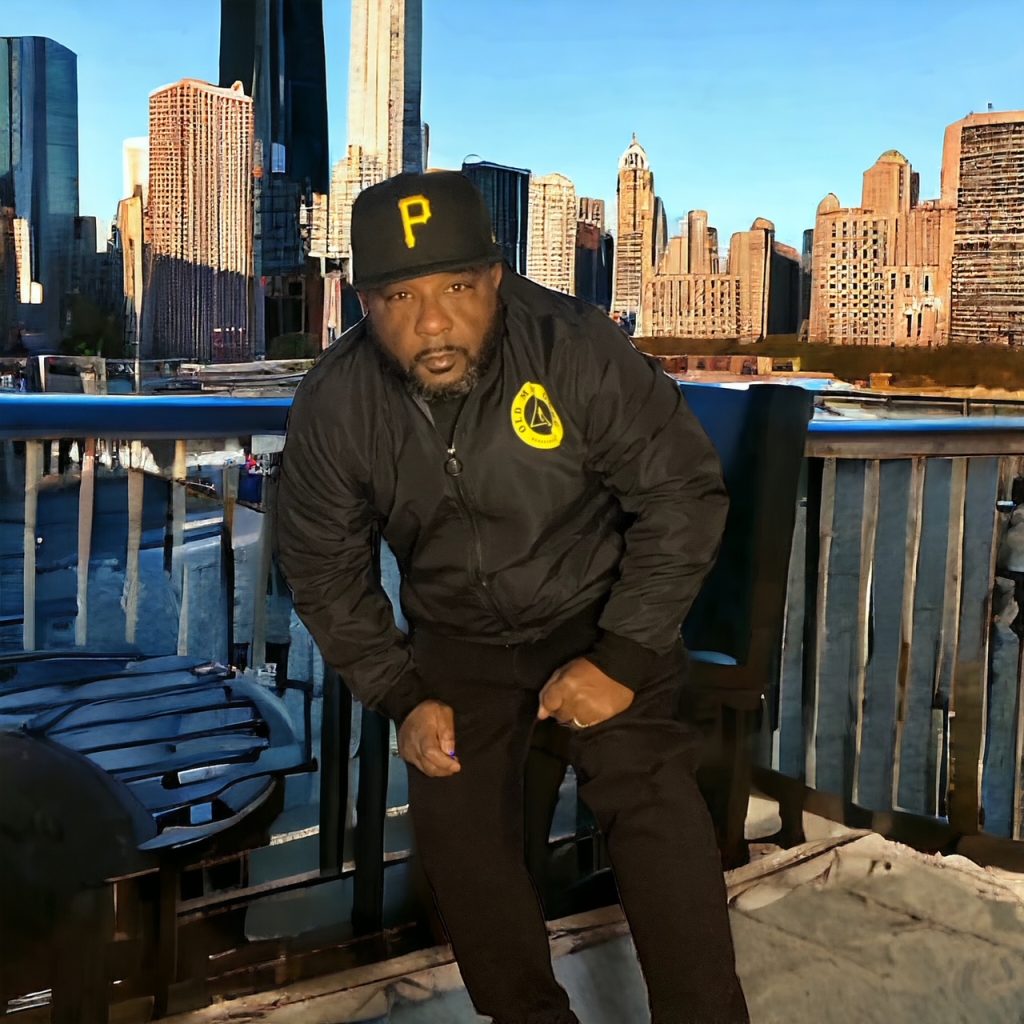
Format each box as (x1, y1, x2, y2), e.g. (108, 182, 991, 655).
(537, 658, 634, 728)
(397, 700, 461, 777)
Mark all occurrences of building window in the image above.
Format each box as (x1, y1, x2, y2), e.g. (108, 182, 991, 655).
(924, 274, 931, 293)
(906, 314, 912, 338)
(904, 274, 911, 288)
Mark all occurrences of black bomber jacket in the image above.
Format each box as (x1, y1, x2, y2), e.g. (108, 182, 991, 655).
(274, 270, 728, 722)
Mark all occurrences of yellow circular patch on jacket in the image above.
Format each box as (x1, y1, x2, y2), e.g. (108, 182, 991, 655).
(510, 381, 564, 450)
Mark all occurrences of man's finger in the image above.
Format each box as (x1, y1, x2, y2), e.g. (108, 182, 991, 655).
(419, 741, 461, 776)
(537, 676, 567, 720)
(438, 720, 456, 758)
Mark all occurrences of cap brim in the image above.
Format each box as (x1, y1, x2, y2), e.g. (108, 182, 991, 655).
(352, 248, 504, 290)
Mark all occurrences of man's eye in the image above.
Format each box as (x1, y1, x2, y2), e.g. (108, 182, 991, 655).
(387, 291, 410, 302)
(449, 282, 470, 293)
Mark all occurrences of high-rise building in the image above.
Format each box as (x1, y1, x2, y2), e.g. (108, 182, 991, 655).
(641, 212, 776, 342)
(0, 36, 79, 349)
(575, 221, 613, 311)
(348, 0, 423, 179)
(576, 196, 613, 310)
(578, 197, 605, 230)
(769, 241, 802, 336)
(943, 111, 1024, 346)
(461, 159, 530, 275)
(219, 0, 329, 350)
(527, 173, 577, 294)
(329, 144, 388, 266)
(808, 150, 953, 345)
(330, 0, 423, 269)
(0, 207, 16, 349)
(122, 137, 149, 207)
(142, 79, 254, 363)
(219, 0, 329, 195)
(116, 192, 144, 360)
(728, 218, 774, 341)
(612, 134, 657, 319)
(798, 228, 814, 336)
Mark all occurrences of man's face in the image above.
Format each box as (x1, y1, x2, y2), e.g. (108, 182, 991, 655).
(362, 263, 503, 400)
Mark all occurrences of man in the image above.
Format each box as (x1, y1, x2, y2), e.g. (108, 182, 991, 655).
(275, 171, 749, 1024)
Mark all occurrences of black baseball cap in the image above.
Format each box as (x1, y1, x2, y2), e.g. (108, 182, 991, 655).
(350, 171, 503, 290)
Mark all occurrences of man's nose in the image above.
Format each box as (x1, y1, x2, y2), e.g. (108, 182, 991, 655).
(415, 295, 453, 338)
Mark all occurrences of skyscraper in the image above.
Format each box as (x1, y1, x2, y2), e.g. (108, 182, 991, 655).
(944, 111, 1024, 346)
(219, 0, 329, 196)
(808, 150, 953, 346)
(331, 0, 424, 268)
(347, 0, 424, 179)
(122, 137, 149, 206)
(0, 36, 79, 349)
(575, 199, 613, 312)
(527, 173, 577, 294)
(642, 212, 776, 342)
(612, 135, 656, 320)
(143, 79, 254, 362)
(461, 159, 530, 275)
(219, 0, 329, 349)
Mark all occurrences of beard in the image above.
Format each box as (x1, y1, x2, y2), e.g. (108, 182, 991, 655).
(370, 303, 505, 402)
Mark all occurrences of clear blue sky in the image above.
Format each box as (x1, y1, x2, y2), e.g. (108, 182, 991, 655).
(6, 0, 1023, 249)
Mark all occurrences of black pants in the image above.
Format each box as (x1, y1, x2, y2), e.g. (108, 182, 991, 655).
(407, 610, 749, 1024)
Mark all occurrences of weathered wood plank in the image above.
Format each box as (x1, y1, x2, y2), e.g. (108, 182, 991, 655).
(896, 458, 952, 815)
(948, 457, 999, 835)
(807, 432, 1024, 460)
(806, 457, 836, 789)
(856, 460, 913, 810)
(929, 458, 968, 815)
(851, 460, 880, 805)
(890, 458, 925, 810)
(125, 441, 145, 645)
(171, 439, 187, 592)
(251, 474, 277, 671)
(22, 440, 43, 651)
(811, 459, 865, 798)
(75, 438, 96, 647)
(222, 464, 240, 667)
(774, 463, 808, 777)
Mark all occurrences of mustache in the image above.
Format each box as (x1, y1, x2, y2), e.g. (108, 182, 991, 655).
(413, 345, 468, 364)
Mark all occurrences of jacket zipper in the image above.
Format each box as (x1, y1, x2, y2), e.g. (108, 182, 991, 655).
(430, 404, 519, 634)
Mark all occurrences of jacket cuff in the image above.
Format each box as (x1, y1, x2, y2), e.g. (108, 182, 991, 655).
(587, 630, 664, 691)
(375, 669, 425, 725)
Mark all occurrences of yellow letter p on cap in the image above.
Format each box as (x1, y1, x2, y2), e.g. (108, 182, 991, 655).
(398, 195, 432, 249)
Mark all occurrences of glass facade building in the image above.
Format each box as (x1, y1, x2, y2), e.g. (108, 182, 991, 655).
(461, 159, 530, 276)
(219, 0, 329, 282)
(0, 36, 79, 350)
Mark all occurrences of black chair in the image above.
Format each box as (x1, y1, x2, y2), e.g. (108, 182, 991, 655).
(677, 382, 813, 867)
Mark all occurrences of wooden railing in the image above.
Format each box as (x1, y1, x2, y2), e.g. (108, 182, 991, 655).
(762, 414, 1024, 845)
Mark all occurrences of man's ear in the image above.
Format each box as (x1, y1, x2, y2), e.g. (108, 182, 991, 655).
(488, 262, 503, 288)
(356, 290, 369, 315)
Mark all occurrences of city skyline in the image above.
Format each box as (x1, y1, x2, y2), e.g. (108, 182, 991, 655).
(4, 0, 1022, 250)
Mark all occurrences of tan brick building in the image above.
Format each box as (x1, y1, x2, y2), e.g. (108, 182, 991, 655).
(943, 111, 1024, 346)
(641, 214, 775, 342)
(527, 172, 577, 294)
(612, 135, 657, 319)
(143, 79, 254, 362)
(808, 150, 954, 346)
(578, 197, 605, 229)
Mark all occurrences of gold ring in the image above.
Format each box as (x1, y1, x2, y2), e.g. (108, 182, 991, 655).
(572, 717, 591, 729)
